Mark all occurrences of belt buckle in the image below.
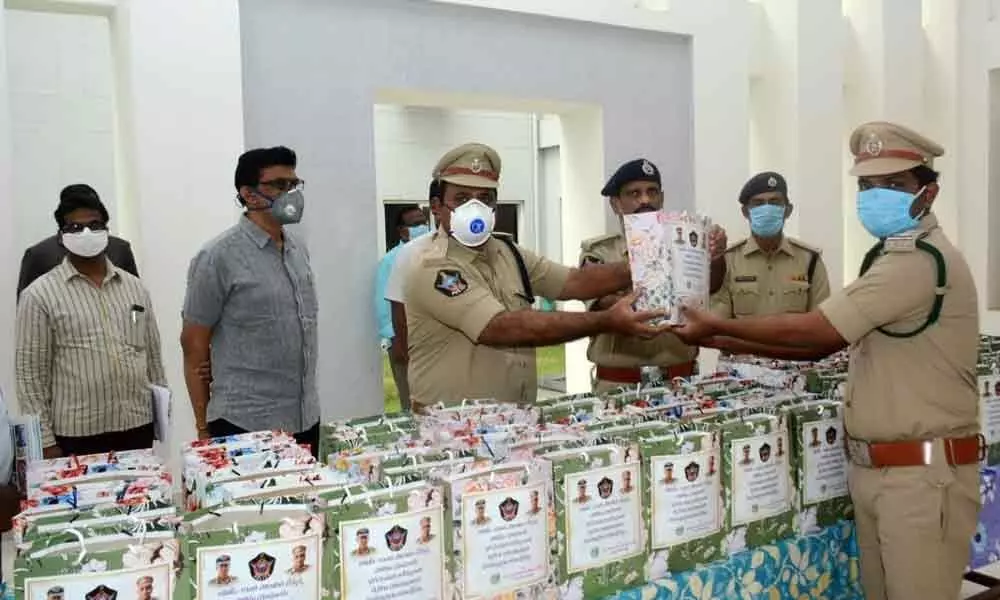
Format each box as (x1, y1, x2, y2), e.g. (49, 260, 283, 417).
(846, 438, 872, 468)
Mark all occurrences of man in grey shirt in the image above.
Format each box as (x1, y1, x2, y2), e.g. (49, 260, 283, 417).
(180, 146, 319, 454)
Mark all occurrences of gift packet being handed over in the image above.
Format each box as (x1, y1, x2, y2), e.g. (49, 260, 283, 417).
(319, 480, 449, 600)
(176, 500, 325, 600)
(639, 426, 725, 576)
(443, 460, 554, 599)
(782, 400, 852, 534)
(538, 442, 645, 599)
(719, 412, 794, 553)
(13, 522, 179, 600)
(622, 209, 712, 325)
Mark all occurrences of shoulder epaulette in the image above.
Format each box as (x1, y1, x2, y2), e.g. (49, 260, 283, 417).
(787, 237, 822, 255)
(580, 232, 621, 252)
(724, 238, 748, 253)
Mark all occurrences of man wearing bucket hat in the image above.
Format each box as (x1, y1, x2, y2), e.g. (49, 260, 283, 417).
(712, 171, 831, 318)
(579, 158, 729, 392)
(403, 144, 672, 411)
(668, 121, 980, 600)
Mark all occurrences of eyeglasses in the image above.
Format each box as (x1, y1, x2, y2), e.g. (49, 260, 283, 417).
(61, 221, 108, 234)
(258, 178, 305, 193)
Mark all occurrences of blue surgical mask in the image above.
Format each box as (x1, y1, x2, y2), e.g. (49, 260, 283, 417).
(407, 224, 430, 240)
(748, 204, 786, 237)
(856, 186, 925, 239)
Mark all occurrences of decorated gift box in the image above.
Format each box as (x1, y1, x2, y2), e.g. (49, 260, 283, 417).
(622, 210, 673, 324)
(13, 526, 178, 600)
(663, 211, 712, 321)
(320, 480, 448, 600)
(971, 465, 1000, 569)
(979, 373, 1000, 465)
(176, 500, 325, 600)
(14, 503, 177, 547)
(198, 468, 348, 508)
(443, 461, 553, 599)
(783, 401, 853, 533)
(719, 412, 795, 553)
(538, 443, 645, 599)
(638, 428, 725, 575)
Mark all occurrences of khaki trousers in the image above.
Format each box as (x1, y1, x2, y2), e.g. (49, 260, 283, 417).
(849, 460, 979, 600)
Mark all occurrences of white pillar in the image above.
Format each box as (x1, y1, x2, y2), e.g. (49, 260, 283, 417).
(115, 0, 245, 451)
(750, 0, 846, 288)
(558, 108, 605, 394)
(842, 0, 926, 282)
(0, 7, 17, 407)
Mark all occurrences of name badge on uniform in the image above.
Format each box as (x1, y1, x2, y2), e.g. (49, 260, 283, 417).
(884, 234, 917, 253)
(734, 275, 757, 283)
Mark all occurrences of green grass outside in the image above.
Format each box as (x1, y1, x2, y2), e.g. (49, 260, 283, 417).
(383, 345, 566, 413)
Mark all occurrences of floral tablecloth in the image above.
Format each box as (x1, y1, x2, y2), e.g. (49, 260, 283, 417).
(608, 520, 862, 600)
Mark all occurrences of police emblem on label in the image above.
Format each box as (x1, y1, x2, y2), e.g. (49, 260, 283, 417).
(435, 269, 468, 297)
(385, 524, 408, 551)
(767, 176, 777, 188)
(864, 133, 883, 157)
(85, 585, 118, 600)
(498, 496, 520, 522)
(249, 552, 276, 581)
(641, 160, 655, 176)
(470, 157, 483, 174)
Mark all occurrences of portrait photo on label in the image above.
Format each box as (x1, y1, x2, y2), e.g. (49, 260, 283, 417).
(564, 463, 643, 573)
(197, 534, 321, 600)
(731, 432, 791, 526)
(26, 563, 171, 600)
(801, 419, 848, 504)
(650, 451, 722, 548)
(339, 505, 445, 600)
(461, 483, 549, 597)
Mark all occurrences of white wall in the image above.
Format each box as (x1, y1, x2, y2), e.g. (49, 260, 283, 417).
(0, 0, 244, 463)
(373, 105, 537, 248)
(5, 10, 119, 254)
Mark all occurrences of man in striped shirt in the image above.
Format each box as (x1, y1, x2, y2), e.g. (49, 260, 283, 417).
(15, 188, 166, 458)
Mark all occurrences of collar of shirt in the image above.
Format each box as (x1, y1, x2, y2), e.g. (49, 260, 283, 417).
(55, 255, 122, 285)
(916, 213, 939, 234)
(430, 229, 498, 264)
(742, 235, 794, 258)
(239, 214, 293, 250)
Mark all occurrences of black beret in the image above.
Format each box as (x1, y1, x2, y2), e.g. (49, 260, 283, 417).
(738, 171, 787, 204)
(601, 159, 661, 197)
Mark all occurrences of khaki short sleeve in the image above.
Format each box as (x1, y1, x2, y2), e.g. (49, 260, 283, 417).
(819, 250, 937, 344)
(808, 254, 832, 310)
(518, 244, 571, 300)
(404, 261, 505, 342)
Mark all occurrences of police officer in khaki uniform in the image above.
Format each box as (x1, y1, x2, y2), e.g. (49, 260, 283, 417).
(580, 159, 728, 392)
(668, 121, 980, 600)
(404, 144, 672, 411)
(712, 172, 831, 318)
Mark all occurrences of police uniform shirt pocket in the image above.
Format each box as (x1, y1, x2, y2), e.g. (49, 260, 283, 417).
(781, 281, 811, 313)
(731, 280, 760, 316)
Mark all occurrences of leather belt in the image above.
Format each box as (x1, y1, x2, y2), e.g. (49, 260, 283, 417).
(595, 361, 696, 385)
(845, 435, 985, 468)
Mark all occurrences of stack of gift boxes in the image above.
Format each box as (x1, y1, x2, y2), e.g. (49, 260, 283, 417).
(6, 349, 864, 599)
(969, 334, 1000, 570)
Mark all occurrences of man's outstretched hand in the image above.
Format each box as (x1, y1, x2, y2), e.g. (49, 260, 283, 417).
(605, 292, 671, 339)
(669, 305, 719, 345)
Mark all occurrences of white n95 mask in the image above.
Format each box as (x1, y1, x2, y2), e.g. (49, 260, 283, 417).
(449, 200, 495, 247)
